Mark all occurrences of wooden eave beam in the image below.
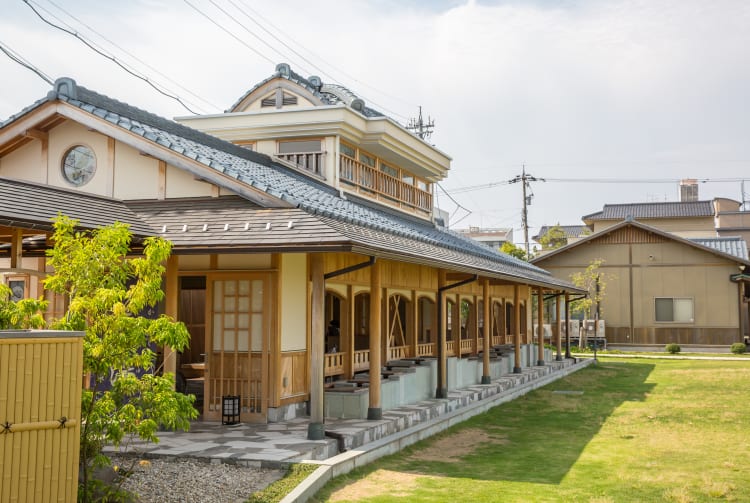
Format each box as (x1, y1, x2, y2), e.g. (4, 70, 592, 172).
(23, 128, 48, 141)
(0, 102, 58, 151)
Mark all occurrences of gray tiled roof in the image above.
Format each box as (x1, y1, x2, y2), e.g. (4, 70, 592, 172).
(226, 63, 384, 118)
(2, 78, 579, 291)
(689, 237, 749, 260)
(0, 176, 154, 235)
(533, 225, 590, 241)
(583, 201, 714, 221)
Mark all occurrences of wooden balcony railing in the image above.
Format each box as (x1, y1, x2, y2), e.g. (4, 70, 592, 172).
(388, 345, 411, 361)
(417, 343, 435, 357)
(446, 341, 455, 356)
(339, 155, 432, 213)
(353, 350, 370, 372)
(460, 339, 474, 354)
(276, 152, 324, 177)
(324, 352, 344, 377)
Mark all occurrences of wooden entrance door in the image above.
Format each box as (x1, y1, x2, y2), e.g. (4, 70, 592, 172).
(205, 274, 269, 423)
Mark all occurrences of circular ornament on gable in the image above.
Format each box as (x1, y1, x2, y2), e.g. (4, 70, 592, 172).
(61, 145, 96, 186)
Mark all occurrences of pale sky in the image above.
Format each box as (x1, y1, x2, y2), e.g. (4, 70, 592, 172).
(2, 0, 749, 244)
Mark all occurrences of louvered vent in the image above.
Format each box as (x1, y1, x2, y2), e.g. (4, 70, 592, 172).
(282, 93, 298, 106)
(261, 94, 275, 107)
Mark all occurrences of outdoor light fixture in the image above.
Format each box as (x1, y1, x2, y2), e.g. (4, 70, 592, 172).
(222, 395, 240, 425)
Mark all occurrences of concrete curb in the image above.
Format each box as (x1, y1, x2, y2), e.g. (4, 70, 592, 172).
(280, 358, 594, 503)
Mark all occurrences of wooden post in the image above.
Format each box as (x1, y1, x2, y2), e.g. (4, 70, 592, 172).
(411, 289, 418, 358)
(513, 285, 522, 373)
(308, 254, 325, 439)
(367, 259, 382, 420)
(345, 285, 354, 379)
(163, 256, 178, 385)
(555, 292, 563, 361)
(437, 270, 448, 398)
(481, 279, 491, 384)
(10, 228, 23, 269)
(537, 286, 545, 365)
(565, 292, 571, 358)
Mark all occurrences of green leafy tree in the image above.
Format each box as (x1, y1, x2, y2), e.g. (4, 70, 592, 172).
(569, 258, 613, 319)
(501, 241, 532, 261)
(43, 215, 197, 502)
(0, 284, 47, 329)
(538, 224, 568, 250)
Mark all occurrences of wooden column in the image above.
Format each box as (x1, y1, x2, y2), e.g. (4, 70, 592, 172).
(437, 270, 448, 398)
(555, 292, 563, 361)
(453, 294, 460, 358)
(513, 285, 522, 373)
(308, 254, 325, 439)
(10, 228, 23, 269)
(367, 259, 382, 420)
(537, 286, 545, 366)
(481, 279, 491, 384)
(565, 292, 571, 358)
(739, 281, 746, 344)
(411, 289, 418, 358)
(346, 285, 354, 379)
(163, 256, 178, 385)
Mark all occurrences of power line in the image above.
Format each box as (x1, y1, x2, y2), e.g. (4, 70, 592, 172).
(507, 167, 544, 259)
(42, 0, 221, 111)
(23, 0, 201, 114)
(0, 39, 53, 85)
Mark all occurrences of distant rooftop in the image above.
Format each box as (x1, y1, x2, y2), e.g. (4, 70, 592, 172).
(533, 225, 590, 241)
(582, 200, 715, 221)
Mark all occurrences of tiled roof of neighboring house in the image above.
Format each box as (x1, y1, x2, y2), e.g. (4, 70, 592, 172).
(532, 219, 750, 267)
(0, 77, 580, 291)
(582, 201, 715, 221)
(689, 237, 749, 260)
(227, 63, 384, 118)
(533, 225, 590, 241)
(0, 176, 154, 235)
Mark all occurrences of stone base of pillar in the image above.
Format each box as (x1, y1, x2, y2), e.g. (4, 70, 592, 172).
(480, 375, 491, 384)
(556, 354, 563, 361)
(367, 407, 382, 420)
(513, 366, 522, 374)
(537, 359, 546, 366)
(307, 422, 325, 440)
(435, 387, 448, 399)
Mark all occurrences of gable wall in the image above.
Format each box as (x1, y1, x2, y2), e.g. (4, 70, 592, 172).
(592, 217, 715, 237)
(536, 234, 740, 344)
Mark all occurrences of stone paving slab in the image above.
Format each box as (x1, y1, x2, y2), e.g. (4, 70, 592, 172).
(104, 359, 579, 468)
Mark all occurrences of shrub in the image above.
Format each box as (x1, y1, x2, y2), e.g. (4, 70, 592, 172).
(730, 343, 746, 354)
(665, 343, 681, 354)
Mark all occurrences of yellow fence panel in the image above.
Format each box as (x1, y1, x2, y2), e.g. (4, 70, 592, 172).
(0, 331, 84, 503)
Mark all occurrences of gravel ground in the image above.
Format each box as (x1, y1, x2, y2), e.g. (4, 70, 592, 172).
(110, 456, 286, 503)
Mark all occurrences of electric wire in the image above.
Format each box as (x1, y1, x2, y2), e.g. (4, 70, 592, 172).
(23, 0, 201, 114)
(42, 0, 221, 111)
(183, 0, 276, 66)
(0, 39, 53, 85)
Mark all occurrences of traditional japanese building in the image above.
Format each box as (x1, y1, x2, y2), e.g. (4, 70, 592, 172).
(0, 65, 582, 433)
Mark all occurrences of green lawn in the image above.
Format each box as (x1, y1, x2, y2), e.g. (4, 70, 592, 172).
(311, 358, 750, 502)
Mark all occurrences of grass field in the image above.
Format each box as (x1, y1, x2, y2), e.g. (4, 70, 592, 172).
(310, 358, 750, 502)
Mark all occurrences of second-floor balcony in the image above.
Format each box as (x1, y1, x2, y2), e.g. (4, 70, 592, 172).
(276, 151, 324, 177)
(339, 155, 432, 214)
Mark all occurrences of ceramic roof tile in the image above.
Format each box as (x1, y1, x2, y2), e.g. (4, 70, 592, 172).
(689, 237, 749, 260)
(534, 225, 591, 241)
(30, 79, 578, 289)
(583, 201, 714, 220)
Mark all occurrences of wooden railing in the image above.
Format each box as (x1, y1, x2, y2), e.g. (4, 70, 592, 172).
(417, 343, 435, 357)
(460, 339, 474, 354)
(388, 345, 411, 361)
(353, 349, 370, 372)
(324, 352, 344, 377)
(276, 152, 324, 177)
(446, 341, 455, 356)
(492, 336, 502, 346)
(339, 155, 432, 213)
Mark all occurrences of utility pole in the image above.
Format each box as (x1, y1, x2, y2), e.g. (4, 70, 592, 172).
(406, 106, 435, 141)
(508, 166, 544, 259)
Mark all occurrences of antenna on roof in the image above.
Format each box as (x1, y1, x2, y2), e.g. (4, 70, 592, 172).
(406, 106, 435, 140)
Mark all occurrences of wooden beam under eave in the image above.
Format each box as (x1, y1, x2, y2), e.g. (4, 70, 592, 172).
(23, 128, 48, 141)
(0, 102, 58, 150)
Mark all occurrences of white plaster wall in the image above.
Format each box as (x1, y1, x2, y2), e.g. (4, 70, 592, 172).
(217, 254, 271, 270)
(113, 142, 160, 199)
(164, 165, 214, 198)
(0, 141, 41, 182)
(280, 253, 307, 351)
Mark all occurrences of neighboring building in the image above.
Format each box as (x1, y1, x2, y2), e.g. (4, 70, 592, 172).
(454, 227, 513, 250)
(533, 225, 591, 249)
(532, 218, 750, 347)
(0, 67, 581, 427)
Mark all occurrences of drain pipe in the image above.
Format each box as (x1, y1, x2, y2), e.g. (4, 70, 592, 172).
(436, 274, 478, 399)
